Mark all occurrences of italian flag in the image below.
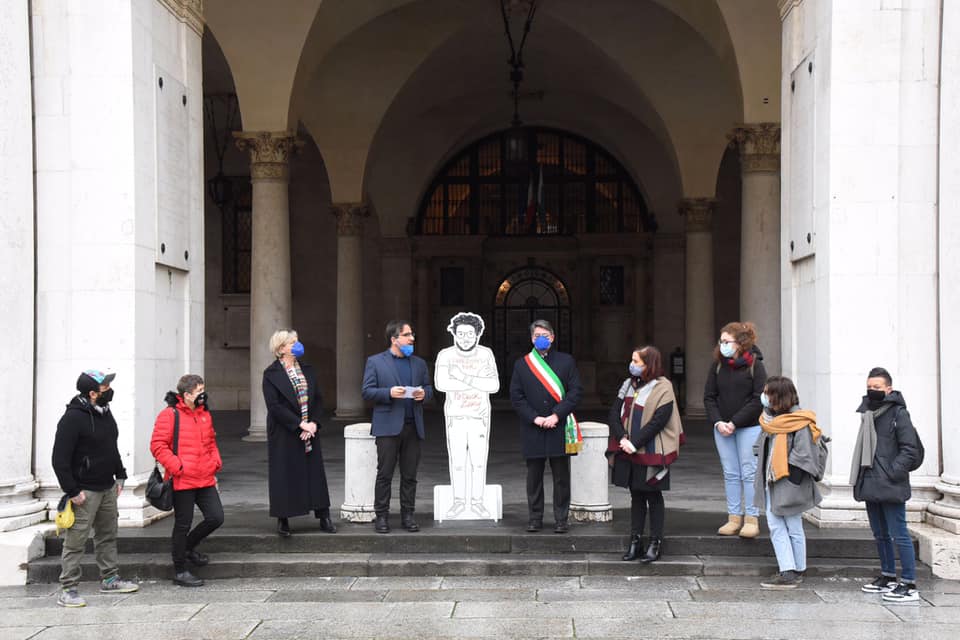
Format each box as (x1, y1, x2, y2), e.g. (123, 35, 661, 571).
(524, 348, 583, 454)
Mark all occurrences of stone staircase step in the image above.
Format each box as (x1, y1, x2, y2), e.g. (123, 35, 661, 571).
(28, 552, 921, 583)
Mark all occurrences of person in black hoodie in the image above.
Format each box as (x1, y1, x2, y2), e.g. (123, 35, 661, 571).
(52, 370, 139, 608)
(852, 367, 924, 604)
(703, 321, 767, 538)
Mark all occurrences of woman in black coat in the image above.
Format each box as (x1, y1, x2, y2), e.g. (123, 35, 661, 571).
(262, 329, 335, 536)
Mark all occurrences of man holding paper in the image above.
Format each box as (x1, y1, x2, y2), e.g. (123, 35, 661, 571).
(509, 319, 583, 533)
(362, 320, 434, 534)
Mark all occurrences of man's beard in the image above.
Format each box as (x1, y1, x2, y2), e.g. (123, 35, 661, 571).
(456, 342, 478, 353)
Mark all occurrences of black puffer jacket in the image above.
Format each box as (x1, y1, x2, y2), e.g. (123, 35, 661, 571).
(51, 395, 127, 497)
(703, 346, 767, 429)
(853, 391, 922, 503)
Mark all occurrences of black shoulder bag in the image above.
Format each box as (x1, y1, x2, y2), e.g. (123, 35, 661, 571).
(146, 408, 179, 511)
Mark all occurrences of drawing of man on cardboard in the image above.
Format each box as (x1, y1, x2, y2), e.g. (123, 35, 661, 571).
(434, 312, 500, 518)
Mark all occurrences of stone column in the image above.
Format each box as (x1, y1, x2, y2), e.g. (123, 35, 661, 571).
(569, 422, 612, 522)
(730, 123, 782, 375)
(332, 202, 369, 418)
(340, 423, 377, 522)
(680, 198, 717, 417)
(415, 258, 432, 359)
(0, 0, 44, 533)
(235, 132, 299, 441)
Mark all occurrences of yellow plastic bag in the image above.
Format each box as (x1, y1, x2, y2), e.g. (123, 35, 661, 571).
(55, 495, 74, 535)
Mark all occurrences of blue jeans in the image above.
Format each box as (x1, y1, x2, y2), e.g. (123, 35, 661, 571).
(865, 501, 916, 583)
(714, 425, 761, 517)
(766, 492, 806, 572)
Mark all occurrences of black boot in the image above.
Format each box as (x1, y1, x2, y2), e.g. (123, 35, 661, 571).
(401, 510, 420, 532)
(374, 513, 390, 534)
(315, 510, 337, 533)
(277, 518, 291, 538)
(641, 537, 662, 563)
(622, 534, 643, 561)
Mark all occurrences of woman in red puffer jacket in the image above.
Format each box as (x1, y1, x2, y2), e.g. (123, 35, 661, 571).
(150, 374, 223, 588)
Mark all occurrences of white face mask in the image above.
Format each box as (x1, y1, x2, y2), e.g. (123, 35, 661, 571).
(760, 392, 771, 409)
(719, 342, 737, 359)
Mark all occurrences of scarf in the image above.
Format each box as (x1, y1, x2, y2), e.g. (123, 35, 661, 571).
(283, 360, 309, 422)
(523, 349, 583, 454)
(759, 409, 821, 482)
(723, 350, 755, 371)
(616, 377, 685, 474)
(848, 403, 893, 485)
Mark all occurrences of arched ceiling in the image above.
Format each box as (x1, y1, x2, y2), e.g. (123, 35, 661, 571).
(205, 0, 781, 218)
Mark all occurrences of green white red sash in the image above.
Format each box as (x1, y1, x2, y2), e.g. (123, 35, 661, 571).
(524, 349, 583, 454)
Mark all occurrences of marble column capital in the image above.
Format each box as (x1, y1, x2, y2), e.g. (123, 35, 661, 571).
(157, 0, 204, 36)
(332, 202, 370, 236)
(729, 123, 781, 173)
(233, 131, 301, 181)
(678, 197, 718, 233)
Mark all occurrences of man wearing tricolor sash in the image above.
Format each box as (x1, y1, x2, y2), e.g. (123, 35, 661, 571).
(509, 319, 583, 533)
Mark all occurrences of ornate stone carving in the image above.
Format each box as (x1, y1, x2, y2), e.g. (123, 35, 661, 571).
(678, 198, 717, 233)
(234, 131, 300, 181)
(157, 0, 204, 36)
(332, 202, 370, 236)
(729, 123, 781, 173)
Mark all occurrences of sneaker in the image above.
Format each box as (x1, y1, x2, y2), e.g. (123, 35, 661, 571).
(57, 588, 86, 608)
(761, 570, 802, 589)
(861, 575, 898, 593)
(882, 582, 919, 603)
(99, 576, 140, 593)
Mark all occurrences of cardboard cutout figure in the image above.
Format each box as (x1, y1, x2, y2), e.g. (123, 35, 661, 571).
(433, 312, 502, 521)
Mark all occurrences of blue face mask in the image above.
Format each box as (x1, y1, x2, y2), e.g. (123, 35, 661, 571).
(760, 392, 771, 409)
(533, 335, 551, 351)
(719, 342, 737, 359)
(399, 344, 414, 357)
(291, 341, 305, 358)
(629, 363, 644, 377)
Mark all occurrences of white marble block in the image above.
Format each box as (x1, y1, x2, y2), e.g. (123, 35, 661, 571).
(433, 484, 502, 523)
(340, 422, 377, 522)
(570, 420, 613, 522)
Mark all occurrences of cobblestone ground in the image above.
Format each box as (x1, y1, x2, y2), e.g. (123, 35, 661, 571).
(1, 574, 958, 639)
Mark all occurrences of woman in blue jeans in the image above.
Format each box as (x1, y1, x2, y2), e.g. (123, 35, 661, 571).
(703, 321, 767, 537)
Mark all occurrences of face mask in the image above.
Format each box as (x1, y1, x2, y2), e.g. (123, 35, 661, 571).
(629, 363, 644, 377)
(399, 344, 414, 357)
(760, 392, 771, 409)
(533, 336, 551, 351)
(194, 392, 208, 407)
(291, 341, 305, 358)
(719, 342, 737, 359)
(96, 388, 114, 407)
(866, 389, 886, 402)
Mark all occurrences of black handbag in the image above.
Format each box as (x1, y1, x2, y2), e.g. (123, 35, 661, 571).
(146, 407, 179, 511)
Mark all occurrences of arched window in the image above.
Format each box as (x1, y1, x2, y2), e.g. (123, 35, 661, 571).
(417, 128, 655, 236)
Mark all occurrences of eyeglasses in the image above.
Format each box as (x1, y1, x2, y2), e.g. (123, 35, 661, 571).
(399, 332, 415, 338)
(718, 339, 738, 346)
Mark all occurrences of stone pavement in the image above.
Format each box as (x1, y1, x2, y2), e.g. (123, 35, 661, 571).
(2, 574, 959, 639)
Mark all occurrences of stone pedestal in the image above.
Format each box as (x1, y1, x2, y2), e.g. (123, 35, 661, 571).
(680, 198, 717, 418)
(340, 423, 377, 522)
(234, 131, 299, 441)
(333, 203, 369, 418)
(730, 123, 781, 375)
(0, 0, 45, 533)
(570, 421, 612, 522)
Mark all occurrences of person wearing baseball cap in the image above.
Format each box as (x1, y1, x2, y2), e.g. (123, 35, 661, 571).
(51, 369, 139, 607)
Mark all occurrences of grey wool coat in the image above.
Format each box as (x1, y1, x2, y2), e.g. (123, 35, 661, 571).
(753, 417, 830, 517)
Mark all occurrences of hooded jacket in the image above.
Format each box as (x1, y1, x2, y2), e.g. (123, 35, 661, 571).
(853, 391, 922, 503)
(51, 395, 127, 498)
(703, 346, 767, 429)
(150, 391, 222, 491)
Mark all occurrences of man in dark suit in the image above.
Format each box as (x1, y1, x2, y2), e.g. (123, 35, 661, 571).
(509, 319, 583, 533)
(362, 320, 434, 533)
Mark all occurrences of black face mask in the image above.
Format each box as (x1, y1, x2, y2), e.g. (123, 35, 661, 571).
(194, 392, 208, 408)
(96, 388, 114, 406)
(866, 389, 886, 403)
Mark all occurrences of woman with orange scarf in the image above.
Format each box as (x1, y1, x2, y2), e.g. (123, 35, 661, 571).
(753, 376, 829, 589)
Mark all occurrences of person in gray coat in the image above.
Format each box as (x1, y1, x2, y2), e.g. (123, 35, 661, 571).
(753, 376, 829, 589)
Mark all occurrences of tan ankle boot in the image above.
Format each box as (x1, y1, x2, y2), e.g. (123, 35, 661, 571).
(739, 515, 760, 538)
(717, 514, 742, 536)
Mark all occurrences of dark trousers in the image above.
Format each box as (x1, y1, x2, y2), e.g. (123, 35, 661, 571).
(374, 421, 421, 515)
(172, 486, 224, 570)
(526, 455, 571, 523)
(630, 489, 665, 538)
